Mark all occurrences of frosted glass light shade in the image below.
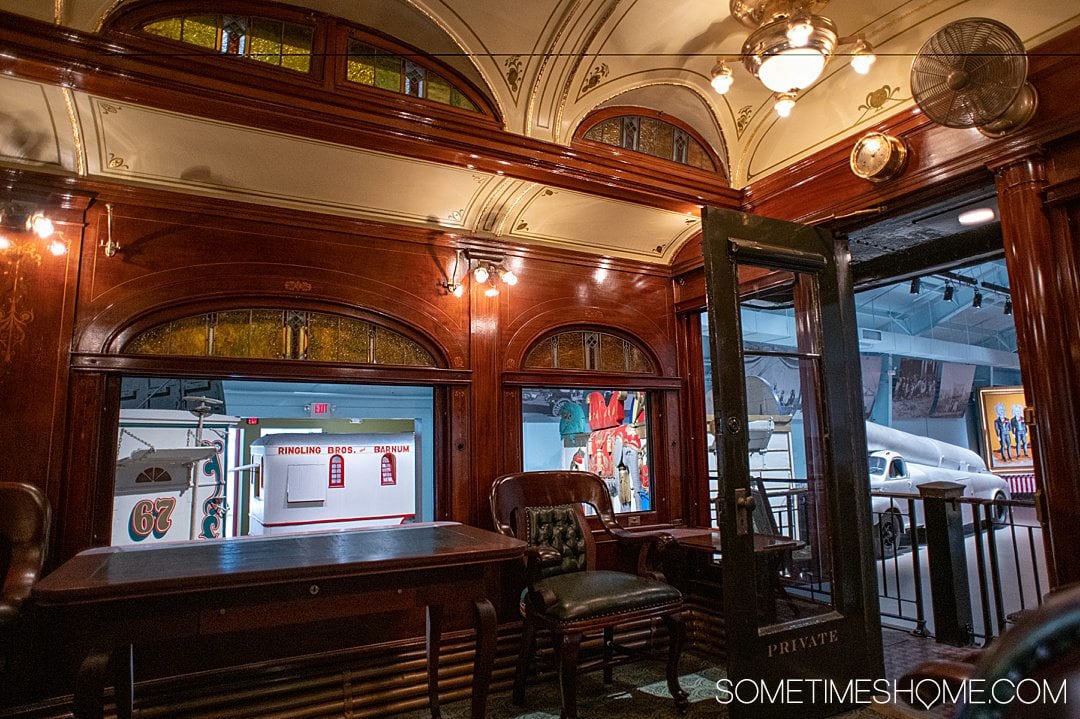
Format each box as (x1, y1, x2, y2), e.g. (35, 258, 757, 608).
(758, 49, 826, 92)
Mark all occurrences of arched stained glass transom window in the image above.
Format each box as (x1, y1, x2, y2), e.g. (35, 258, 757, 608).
(524, 330, 653, 373)
(583, 115, 716, 172)
(346, 40, 478, 111)
(142, 14, 315, 72)
(125, 309, 435, 367)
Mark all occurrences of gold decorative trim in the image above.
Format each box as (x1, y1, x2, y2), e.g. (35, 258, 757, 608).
(61, 87, 87, 176)
(54, 0, 63, 24)
(107, 152, 130, 170)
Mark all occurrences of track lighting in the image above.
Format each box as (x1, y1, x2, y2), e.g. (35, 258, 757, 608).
(909, 278, 920, 294)
(943, 283, 954, 302)
(972, 290, 983, 309)
(1003, 299, 1013, 315)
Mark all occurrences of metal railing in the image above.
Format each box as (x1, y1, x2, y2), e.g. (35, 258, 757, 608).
(871, 491, 1045, 645)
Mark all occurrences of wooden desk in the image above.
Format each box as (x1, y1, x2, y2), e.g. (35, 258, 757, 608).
(31, 523, 525, 719)
(663, 526, 805, 555)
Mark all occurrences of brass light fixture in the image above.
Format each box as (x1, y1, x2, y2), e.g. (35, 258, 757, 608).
(714, 0, 877, 118)
(0, 203, 64, 256)
(443, 249, 519, 298)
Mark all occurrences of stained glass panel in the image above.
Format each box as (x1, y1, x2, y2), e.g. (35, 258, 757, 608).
(404, 61, 425, 97)
(449, 89, 477, 111)
(127, 309, 432, 367)
(281, 23, 313, 72)
(144, 18, 182, 41)
(525, 330, 653, 373)
(346, 40, 377, 85)
(248, 17, 283, 66)
(181, 15, 219, 49)
(374, 55, 402, 91)
(583, 114, 717, 172)
(425, 73, 452, 105)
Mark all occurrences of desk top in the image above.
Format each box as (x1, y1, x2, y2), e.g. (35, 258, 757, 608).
(34, 523, 525, 604)
(664, 527, 804, 555)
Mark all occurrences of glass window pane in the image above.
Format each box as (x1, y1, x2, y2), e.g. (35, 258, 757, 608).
(374, 55, 402, 91)
(425, 72, 452, 105)
(144, 18, 182, 41)
(280, 23, 313, 73)
(522, 388, 651, 514)
(181, 15, 219, 49)
(404, 61, 425, 97)
(347, 40, 377, 85)
(449, 88, 477, 111)
(248, 17, 283, 66)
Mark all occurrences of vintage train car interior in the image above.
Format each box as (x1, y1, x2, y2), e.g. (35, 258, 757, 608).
(2, 1, 1080, 718)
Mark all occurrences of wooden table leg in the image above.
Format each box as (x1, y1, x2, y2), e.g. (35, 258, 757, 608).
(426, 604, 443, 719)
(73, 645, 133, 719)
(471, 598, 497, 719)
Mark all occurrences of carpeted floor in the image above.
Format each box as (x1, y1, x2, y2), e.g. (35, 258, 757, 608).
(389, 653, 885, 719)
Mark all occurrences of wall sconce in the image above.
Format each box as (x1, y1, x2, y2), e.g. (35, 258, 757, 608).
(100, 203, 120, 257)
(443, 249, 519, 298)
(0, 204, 65, 256)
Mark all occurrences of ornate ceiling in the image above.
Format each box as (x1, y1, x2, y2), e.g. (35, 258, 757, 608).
(1, 0, 1078, 262)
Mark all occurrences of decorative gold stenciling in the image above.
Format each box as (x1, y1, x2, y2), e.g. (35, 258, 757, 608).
(516, 221, 529, 231)
(448, 209, 465, 223)
(580, 63, 609, 95)
(107, 153, 129, 170)
(0, 241, 45, 364)
(0, 296, 34, 364)
(504, 55, 523, 94)
(284, 280, 312, 292)
(736, 105, 754, 138)
(857, 85, 905, 122)
(99, 103, 122, 115)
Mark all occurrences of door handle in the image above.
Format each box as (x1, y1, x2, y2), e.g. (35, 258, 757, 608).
(735, 488, 756, 536)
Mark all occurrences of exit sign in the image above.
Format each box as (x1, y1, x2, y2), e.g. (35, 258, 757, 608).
(310, 402, 332, 417)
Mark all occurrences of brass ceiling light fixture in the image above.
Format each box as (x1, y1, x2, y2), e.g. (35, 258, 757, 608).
(716, 0, 876, 117)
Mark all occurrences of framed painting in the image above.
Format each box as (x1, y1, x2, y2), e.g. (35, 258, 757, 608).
(977, 386, 1033, 474)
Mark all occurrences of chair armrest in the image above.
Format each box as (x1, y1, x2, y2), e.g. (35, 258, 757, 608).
(523, 545, 564, 584)
(604, 526, 677, 579)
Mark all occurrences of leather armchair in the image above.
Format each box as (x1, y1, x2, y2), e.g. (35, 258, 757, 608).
(490, 471, 687, 719)
(0, 482, 50, 676)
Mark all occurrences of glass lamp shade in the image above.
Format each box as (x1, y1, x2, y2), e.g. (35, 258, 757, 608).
(742, 16, 837, 93)
(758, 48, 826, 92)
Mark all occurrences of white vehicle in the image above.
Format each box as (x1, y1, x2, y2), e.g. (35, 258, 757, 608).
(866, 422, 1011, 556)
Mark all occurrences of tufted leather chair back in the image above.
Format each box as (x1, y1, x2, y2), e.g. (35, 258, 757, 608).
(0, 482, 50, 634)
(523, 505, 589, 577)
(491, 471, 614, 573)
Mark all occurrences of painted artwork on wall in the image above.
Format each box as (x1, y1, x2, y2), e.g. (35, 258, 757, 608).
(977, 386, 1033, 474)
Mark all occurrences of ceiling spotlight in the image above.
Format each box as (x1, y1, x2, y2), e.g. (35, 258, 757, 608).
(774, 92, 797, 118)
(473, 264, 490, 283)
(1003, 299, 1013, 315)
(958, 207, 996, 225)
(851, 37, 877, 74)
(972, 290, 983, 309)
(943, 283, 954, 302)
(710, 59, 734, 94)
(909, 278, 921, 294)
